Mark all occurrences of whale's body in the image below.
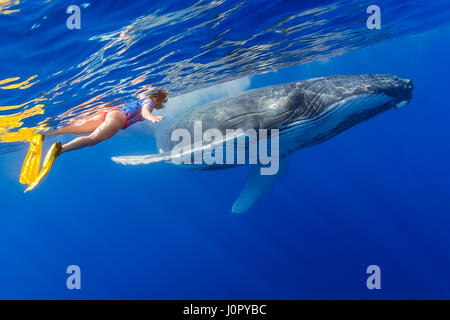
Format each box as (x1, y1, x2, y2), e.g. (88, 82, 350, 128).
(113, 74, 414, 213)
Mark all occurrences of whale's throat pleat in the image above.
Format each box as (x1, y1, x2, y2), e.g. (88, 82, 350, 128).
(279, 93, 392, 150)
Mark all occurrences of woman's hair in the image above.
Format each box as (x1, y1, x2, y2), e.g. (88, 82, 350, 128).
(149, 90, 168, 109)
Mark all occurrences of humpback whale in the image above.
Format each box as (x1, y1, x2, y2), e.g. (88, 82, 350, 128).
(112, 74, 414, 213)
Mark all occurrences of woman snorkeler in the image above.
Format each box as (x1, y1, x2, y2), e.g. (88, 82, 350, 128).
(20, 88, 168, 192)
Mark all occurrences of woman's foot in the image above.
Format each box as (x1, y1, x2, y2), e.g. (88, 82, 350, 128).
(55, 142, 63, 157)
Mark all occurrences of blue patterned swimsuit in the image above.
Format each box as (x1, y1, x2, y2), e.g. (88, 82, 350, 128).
(117, 98, 154, 129)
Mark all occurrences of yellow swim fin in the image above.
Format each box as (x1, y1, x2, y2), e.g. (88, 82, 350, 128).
(25, 142, 62, 193)
(20, 134, 44, 185)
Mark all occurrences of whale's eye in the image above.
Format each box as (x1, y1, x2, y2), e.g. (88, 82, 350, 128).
(286, 90, 309, 116)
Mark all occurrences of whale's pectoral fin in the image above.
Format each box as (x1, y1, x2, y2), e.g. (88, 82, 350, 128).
(112, 151, 173, 166)
(232, 155, 290, 214)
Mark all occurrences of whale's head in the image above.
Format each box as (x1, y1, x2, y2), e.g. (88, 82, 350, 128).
(229, 74, 414, 151)
(263, 74, 414, 146)
(283, 74, 414, 124)
(364, 74, 413, 108)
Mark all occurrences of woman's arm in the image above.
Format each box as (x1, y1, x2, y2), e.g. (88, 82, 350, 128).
(141, 102, 163, 123)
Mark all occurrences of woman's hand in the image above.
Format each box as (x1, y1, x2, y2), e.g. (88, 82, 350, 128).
(141, 102, 163, 123)
(148, 115, 164, 123)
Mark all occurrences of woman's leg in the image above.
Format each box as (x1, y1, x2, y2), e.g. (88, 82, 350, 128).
(46, 113, 107, 137)
(60, 110, 127, 154)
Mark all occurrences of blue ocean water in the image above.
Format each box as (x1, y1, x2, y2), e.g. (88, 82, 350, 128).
(0, 0, 450, 299)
